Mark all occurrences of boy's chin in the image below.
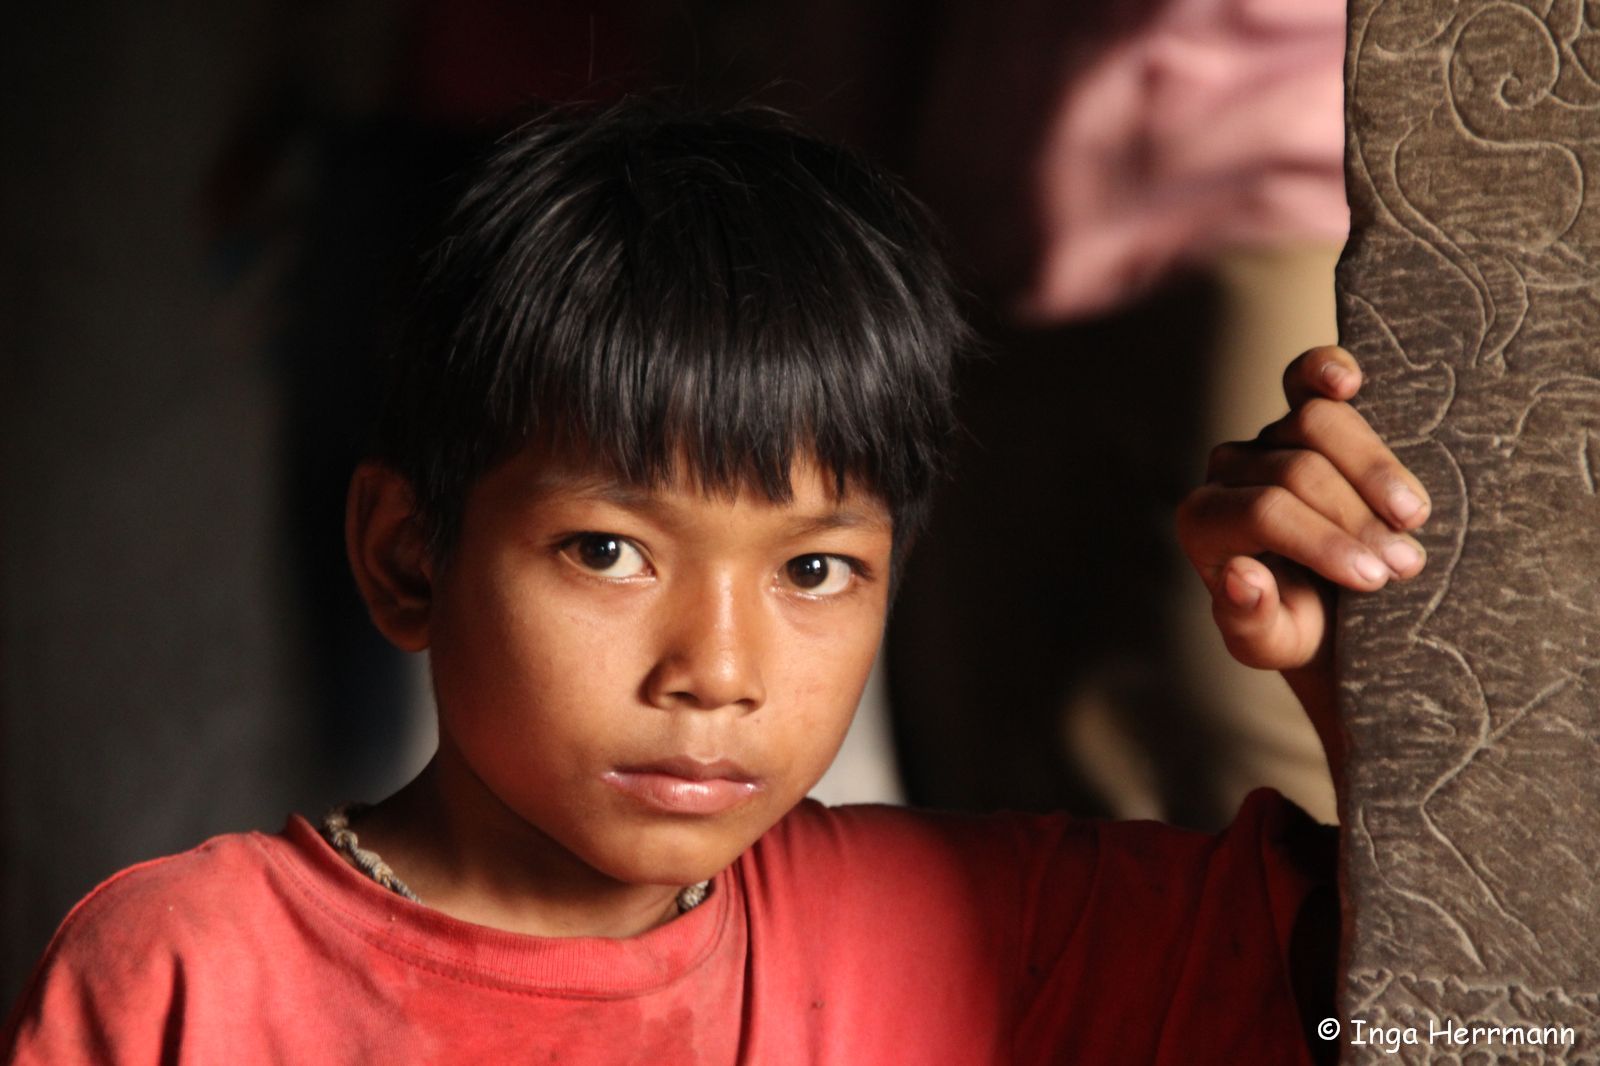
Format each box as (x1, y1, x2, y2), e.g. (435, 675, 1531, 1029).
(581, 818, 774, 889)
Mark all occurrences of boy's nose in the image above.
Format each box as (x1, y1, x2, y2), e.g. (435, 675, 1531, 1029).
(641, 575, 768, 713)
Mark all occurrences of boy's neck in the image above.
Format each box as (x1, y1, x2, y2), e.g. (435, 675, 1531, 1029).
(349, 755, 688, 939)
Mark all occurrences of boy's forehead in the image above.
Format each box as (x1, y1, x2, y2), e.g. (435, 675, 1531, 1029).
(507, 447, 894, 530)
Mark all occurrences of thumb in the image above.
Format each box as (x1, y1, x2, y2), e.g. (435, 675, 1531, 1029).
(1210, 556, 1327, 671)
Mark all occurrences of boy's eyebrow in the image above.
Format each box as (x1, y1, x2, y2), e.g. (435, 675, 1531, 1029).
(782, 508, 890, 536)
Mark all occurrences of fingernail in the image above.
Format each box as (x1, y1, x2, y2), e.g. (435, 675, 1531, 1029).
(1389, 486, 1426, 522)
(1322, 363, 1351, 390)
(1382, 539, 1423, 574)
(1355, 553, 1388, 584)
(1224, 569, 1261, 609)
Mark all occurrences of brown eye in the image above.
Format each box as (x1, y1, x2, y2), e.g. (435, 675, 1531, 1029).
(784, 554, 854, 596)
(564, 534, 647, 578)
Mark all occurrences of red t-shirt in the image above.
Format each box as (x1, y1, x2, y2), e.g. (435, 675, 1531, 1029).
(3, 790, 1333, 1064)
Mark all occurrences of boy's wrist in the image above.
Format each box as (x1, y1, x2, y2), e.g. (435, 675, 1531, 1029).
(1281, 660, 1346, 799)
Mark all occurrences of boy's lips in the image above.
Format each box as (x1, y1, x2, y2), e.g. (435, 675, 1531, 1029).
(603, 757, 762, 815)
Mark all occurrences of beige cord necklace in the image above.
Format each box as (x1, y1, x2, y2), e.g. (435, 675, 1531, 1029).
(318, 804, 712, 914)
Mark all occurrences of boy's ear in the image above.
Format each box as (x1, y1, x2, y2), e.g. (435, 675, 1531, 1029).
(345, 461, 433, 653)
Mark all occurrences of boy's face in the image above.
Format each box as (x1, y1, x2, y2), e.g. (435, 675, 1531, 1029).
(422, 445, 893, 889)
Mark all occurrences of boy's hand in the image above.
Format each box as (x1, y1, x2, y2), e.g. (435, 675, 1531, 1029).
(1176, 346, 1430, 767)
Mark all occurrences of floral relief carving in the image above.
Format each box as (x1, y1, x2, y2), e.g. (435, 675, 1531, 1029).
(1338, 0, 1600, 1060)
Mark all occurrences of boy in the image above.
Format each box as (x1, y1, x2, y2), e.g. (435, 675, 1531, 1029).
(3, 101, 1428, 1063)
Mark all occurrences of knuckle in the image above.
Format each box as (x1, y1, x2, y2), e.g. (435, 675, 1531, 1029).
(1246, 485, 1292, 529)
(1292, 396, 1340, 437)
(1205, 441, 1246, 479)
(1279, 450, 1329, 495)
(1217, 625, 1274, 670)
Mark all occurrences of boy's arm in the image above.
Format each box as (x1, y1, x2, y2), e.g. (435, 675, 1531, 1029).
(1176, 345, 1430, 782)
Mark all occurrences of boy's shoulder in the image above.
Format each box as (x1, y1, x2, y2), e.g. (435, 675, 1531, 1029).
(742, 792, 1332, 1063)
(3, 823, 308, 1060)
(747, 795, 1120, 940)
(758, 790, 1332, 938)
(765, 795, 1099, 870)
(16, 824, 296, 995)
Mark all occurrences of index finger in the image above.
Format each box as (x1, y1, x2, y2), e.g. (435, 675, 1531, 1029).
(1282, 345, 1362, 408)
(1258, 397, 1432, 531)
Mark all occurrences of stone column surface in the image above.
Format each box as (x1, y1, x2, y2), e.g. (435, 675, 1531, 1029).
(1336, 0, 1600, 1061)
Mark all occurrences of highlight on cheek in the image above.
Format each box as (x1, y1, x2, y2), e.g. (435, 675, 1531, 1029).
(558, 533, 650, 579)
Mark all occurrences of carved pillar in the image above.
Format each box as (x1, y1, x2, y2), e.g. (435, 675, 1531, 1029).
(1336, 1, 1600, 1060)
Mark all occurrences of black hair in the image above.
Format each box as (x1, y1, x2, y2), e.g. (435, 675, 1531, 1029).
(377, 97, 968, 564)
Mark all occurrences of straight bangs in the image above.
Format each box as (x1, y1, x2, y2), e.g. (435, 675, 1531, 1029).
(381, 101, 966, 556)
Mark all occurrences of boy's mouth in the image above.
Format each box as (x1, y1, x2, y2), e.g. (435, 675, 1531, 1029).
(602, 757, 761, 815)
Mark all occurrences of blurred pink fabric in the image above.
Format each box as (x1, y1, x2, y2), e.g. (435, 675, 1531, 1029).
(1024, 0, 1348, 319)
(908, 0, 1348, 322)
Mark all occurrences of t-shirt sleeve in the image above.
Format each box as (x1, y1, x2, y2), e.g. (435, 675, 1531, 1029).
(1010, 788, 1337, 1065)
(2, 860, 191, 1064)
